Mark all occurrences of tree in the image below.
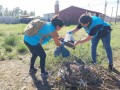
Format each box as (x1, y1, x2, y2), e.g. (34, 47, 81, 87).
(4, 8, 9, 16)
(0, 5, 3, 16)
(30, 11, 35, 16)
(22, 10, 28, 15)
(12, 7, 21, 17)
(8, 10, 13, 16)
(0, 5, 34, 17)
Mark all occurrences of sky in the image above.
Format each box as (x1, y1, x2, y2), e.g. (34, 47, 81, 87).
(0, 0, 120, 17)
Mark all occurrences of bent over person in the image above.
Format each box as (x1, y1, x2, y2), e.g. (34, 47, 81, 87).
(24, 15, 64, 77)
(70, 14, 113, 71)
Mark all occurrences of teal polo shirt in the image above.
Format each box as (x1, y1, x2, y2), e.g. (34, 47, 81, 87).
(24, 22, 56, 46)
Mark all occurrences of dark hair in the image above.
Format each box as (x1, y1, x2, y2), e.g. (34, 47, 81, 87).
(51, 15, 64, 28)
(79, 14, 92, 25)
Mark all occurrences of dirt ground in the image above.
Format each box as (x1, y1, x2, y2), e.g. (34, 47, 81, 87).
(0, 60, 52, 90)
(0, 59, 120, 90)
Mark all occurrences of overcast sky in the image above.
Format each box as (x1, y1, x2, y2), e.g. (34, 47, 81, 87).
(0, 0, 119, 17)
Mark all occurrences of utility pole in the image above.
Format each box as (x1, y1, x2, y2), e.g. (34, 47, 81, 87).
(88, 4, 90, 10)
(110, 7, 113, 24)
(103, 0, 107, 20)
(34, 9, 35, 18)
(115, 0, 119, 24)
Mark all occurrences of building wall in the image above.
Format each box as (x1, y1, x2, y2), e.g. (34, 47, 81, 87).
(0, 16, 20, 24)
(59, 6, 102, 25)
(59, 6, 86, 25)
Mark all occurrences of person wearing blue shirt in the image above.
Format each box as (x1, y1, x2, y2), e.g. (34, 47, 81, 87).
(71, 14, 113, 71)
(24, 15, 64, 77)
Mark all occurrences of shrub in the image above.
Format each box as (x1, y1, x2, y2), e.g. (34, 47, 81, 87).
(0, 32, 4, 36)
(17, 44, 28, 54)
(5, 45, 12, 52)
(4, 35, 17, 46)
(7, 54, 15, 60)
(0, 55, 6, 61)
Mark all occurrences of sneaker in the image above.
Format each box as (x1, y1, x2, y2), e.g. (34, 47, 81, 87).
(92, 61, 96, 65)
(108, 64, 113, 72)
(29, 68, 37, 74)
(41, 71, 49, 77)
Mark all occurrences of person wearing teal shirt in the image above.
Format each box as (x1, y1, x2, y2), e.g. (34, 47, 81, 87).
(71, 14, 113, 71)
(24, 15, 64, 77)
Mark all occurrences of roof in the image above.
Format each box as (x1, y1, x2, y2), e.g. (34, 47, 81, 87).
(60, 6, 102, 14)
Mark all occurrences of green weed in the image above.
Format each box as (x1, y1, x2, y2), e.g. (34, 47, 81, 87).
(0, 55, 6, 61)
(17, 44, 28, 54)
(0, 23, 120, 71)
(0, 32, 4, 36)
(4, 45, 13, 52)
(7, 53, 15, 60)
(4, 35, 17, 46)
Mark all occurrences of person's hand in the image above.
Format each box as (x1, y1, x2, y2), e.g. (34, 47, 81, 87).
(74, 41, 78, 47)
(58, 36, 64, 41)
(67, 30, 73, 34)
(58, 37, 63, 40)
(74, 41, 79, 47)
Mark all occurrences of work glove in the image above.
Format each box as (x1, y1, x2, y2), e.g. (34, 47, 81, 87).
(54, 44, 70, 57)
(67, 30, 73, 34)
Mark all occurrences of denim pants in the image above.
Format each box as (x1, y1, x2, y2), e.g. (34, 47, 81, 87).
(24, 41, 46, 73)
(91, 32, 113, 64)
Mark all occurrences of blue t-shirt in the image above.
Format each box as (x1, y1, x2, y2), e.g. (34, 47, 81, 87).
(77, 16, 112, 38)
(24, 22, 56, 46)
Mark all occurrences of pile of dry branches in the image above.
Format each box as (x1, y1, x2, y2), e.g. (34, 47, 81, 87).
(49, 61, 120, 90)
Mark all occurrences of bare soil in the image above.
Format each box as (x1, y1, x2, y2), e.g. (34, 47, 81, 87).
(0, 59, 120, 90)
(0, 60, 51, 90)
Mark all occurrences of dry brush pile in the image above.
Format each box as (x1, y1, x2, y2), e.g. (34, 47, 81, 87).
(48, 61, 120, 90)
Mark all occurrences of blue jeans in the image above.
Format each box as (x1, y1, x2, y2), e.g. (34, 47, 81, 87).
(91, 32, 113, 64)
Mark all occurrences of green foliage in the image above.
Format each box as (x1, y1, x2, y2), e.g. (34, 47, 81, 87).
(4, 45, 12, 52)
(0, 55, 6, 61)
(7, 53, 15, 60)
(4, 34, 17, 46)
(0, 23, 120, 70)
(17, 44, 28, 54)
(0, 32, 4, 36)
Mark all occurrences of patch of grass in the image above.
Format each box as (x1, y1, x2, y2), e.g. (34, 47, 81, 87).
(0, 55, 6, 61)
(7, 53, 15, 60)
(4, 35, 17, 46)
(0, 23, 120, 72)
(0, 32, 5, 36)
(4, 45, 13, 52)
(17, 44, 28, 54)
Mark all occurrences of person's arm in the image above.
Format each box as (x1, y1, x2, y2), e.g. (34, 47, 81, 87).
(51, 31, 61, 46)
(74, 35, 93, 46)
(71, 23, 83, 34)
(58, 35, 65, 40)
(71, 27, 79, 34)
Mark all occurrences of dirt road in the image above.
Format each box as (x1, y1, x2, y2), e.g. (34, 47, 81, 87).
(0, 60, 51, 90)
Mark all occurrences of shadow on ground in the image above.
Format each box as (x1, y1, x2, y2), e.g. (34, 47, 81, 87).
(30, 74, 51, 90)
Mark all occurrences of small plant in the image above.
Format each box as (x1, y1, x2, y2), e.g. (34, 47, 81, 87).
(0, 32, 4, 36)
(7, 54, 15, 60)
(17, 44, 28, 54)
(4, 35, 17, 46)
(4, 45, 12, 52)
(0, 55, 6, 61)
